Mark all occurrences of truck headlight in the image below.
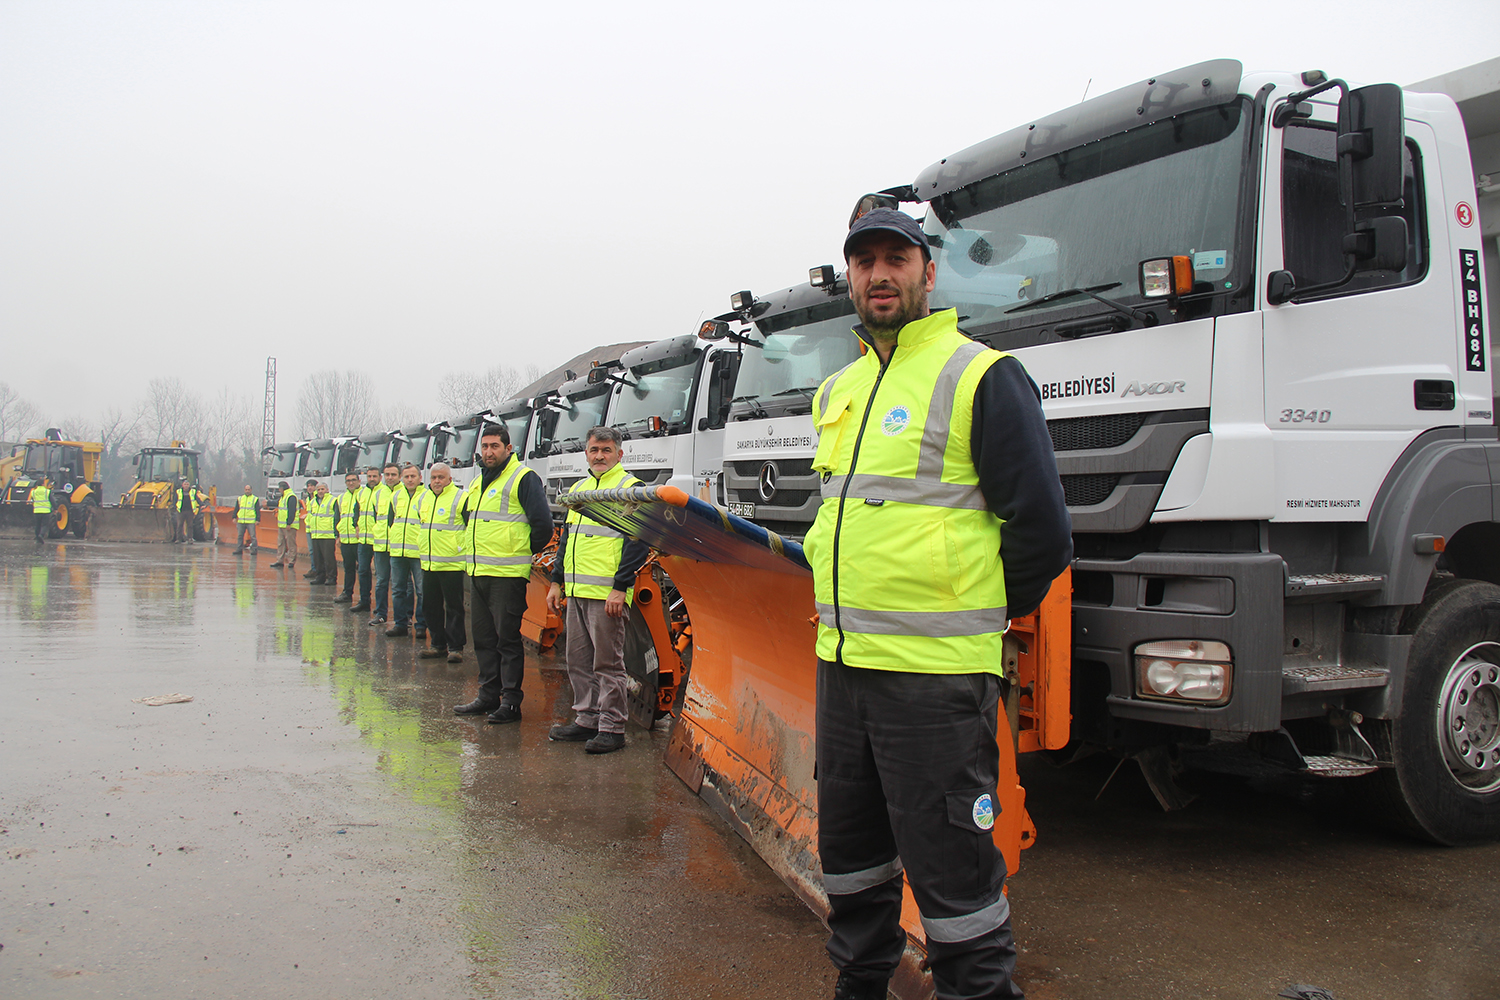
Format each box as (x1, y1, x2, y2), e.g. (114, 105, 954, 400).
(1134, 639, 1231, 705)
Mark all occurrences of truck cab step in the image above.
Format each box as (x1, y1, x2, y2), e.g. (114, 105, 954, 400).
(1282, 664, 1389, 694)
(1301, 755, 1380, 778)
(1285, 573, 1386, 600)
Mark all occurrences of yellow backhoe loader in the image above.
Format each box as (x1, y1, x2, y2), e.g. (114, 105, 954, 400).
(0, 430, 104, 539)
(88, 443, 215, 542)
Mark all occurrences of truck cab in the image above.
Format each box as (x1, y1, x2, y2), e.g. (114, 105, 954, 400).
(489, 396, 545, 479)
(895, 58, 1499, 842)
(430, 413, 485, 491)
(538, 369, 616, 518)
(594, 333, 737, 499)
(388, 423, 440, 478)
(715, 278, 863, 539)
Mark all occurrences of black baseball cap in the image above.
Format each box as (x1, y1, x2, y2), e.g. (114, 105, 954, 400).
(843, 208, 931, 262)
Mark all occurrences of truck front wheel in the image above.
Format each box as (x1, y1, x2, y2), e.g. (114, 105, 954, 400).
(1376, 579, 1500, 844)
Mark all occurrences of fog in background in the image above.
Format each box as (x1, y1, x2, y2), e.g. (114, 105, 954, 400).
(3, 1, 1496, 456)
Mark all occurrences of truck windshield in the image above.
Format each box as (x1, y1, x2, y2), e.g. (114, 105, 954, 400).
(21, 445, 54, 473)
(498, 412, 532, 456)
(304, 443, 336, 477)
(611, 357, 698, 435)
(349, 439, 386, 472)
(925, 98, 1253, 334)
(268, 449, 298, 476)
(733, 300, 863, 420)
(140, 453, 196, 482)
(550, 390, 611, 454)
(435, 425, 481, 467)
(390, 433, 430, 469)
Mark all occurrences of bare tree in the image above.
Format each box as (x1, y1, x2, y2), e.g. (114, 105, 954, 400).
(199, 387, 262, 493)
(138, 377, 204, 446)
(295, 370, 378, 438)
(437, 363, 536, 415)
(0, 382, 43, 443)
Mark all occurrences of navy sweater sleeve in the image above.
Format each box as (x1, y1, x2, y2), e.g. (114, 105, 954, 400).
(971, 355, 1073, 619)
(517, 473, 554, 555)
(551, 525, 568, 586)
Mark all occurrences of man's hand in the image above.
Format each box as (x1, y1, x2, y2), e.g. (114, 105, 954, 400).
(546, 582, 563, 614)
(605, 589, 627, 618)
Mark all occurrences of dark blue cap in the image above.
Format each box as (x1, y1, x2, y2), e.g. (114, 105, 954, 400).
(843, 208, 930, 261)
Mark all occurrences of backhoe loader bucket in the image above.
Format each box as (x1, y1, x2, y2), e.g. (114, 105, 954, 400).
(561, 485, 1070, 1000)
(85, 506, 178, 542)
(0, 504, 50, 539)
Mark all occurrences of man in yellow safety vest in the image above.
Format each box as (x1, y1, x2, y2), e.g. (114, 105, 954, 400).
(453, 423, 553, 724)
(333, 473, 362, 604)
(416, 462, 466, 662)
(231, 485, 260, 555)
(364, 463, 398, 627)
(384, 464, 428, 639)
(347, 466, 378, 615)
(306, 481, 338, 587)
(269, 480, 301, 570)
(172, 477, 200, 544)
(545, 426, 648, 754)
(804, 208, 1071, 1000)
(29, 477, 53, 543)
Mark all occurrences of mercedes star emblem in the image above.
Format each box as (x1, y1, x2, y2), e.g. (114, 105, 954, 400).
(757, 462, 778, 502)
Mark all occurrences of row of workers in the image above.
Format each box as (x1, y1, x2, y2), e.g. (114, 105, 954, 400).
(227, 422, 647, 754)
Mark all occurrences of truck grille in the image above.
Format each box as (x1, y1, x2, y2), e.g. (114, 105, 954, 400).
(732, 459, 815, 477)
(1047, 412, 1146, 452)
(1061, 474, 1120, 507)
(731, 488, 813, 508)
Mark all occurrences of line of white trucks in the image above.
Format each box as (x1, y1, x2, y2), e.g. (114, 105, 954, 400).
(267, 57, 1500, 843)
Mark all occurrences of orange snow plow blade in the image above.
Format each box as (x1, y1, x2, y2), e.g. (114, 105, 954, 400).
(561, 485, 1071, 999)
(211, 507, 304, 552)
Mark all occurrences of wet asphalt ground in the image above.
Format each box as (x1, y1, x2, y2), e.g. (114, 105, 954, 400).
(2, 537, 1499, 999)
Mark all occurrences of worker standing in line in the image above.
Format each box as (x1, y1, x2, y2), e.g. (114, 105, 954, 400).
(29, 477, 53, 543)
(804, 209, 1071, 1000)
(333, 473, 361, 603)
(385, 464, 428, 639)
(306, 481, 338, 587)
(366, 462, 399, 627)
(454, 424, 553, 723)
(303, 481, 322, 580)
(415, 462, 465, 663)
(172, 476, 199, 544)
(348, 466, 378, 615)
(231, 485, 260, 555)
(269, 481, 300, 569)
(545, 426, 648, 755)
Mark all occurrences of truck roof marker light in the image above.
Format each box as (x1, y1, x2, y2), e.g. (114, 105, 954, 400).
(809, 265, 836, 288)
(1139, 256, 1195, 299)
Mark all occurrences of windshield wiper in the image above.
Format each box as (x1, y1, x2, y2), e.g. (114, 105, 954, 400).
(731, 394, 769, 419)
(769, 386, 817, 398)
(1005, 282, 1122, 314)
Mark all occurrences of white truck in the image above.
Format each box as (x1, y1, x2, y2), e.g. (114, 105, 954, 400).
(854, 57, 1499, 844)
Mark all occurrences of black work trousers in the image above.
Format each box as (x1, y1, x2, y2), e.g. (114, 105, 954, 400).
(470, 574, 529, 709)
(816, 659, 1023, 1000)
(422, 569, 466, 652)
(340, 541, 359, 597)
(311, 538, 337, 585)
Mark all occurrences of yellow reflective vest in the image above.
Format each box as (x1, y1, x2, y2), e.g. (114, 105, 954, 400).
(417, 483, 464, 571)
(276, 490, 300, 529)
(561, 462, 641, 602)
(306, 494, 336, 539)
(353, 484, 374, 543)
(173, 486, 200, 515)
(367, 482, 394, 553)
(460, 455, 537, 578)
(29, 485, 52, 515)
(804, 309, 1010, 674)
(235, 494, 259, 524)
(388, 485, 426, 558)
(334, 490, 360, 544)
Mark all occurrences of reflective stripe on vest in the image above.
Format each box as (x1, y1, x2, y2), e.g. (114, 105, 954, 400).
(802, 309, 1010, 675)
(335, 491, 360, 543)
(353, 485, 373, 543)
(235, 494, 259, 524)
(561, 463, 641, 601)
(307, 496, 336, 539)
(418, 483, 464, 571)
(460, 455, 535, 578)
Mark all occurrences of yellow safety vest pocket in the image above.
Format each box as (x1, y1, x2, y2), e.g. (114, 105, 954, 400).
(812, 394, 853, 474)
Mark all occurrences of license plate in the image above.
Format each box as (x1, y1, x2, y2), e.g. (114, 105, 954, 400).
(728, 502, 756, 518)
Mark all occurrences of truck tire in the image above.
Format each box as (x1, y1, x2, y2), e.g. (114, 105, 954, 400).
(623, 604, 659, 732)
(1373, 578, 1500, 844)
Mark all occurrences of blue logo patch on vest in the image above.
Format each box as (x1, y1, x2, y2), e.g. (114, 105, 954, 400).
(972, 793, 994, 830)
(881, 406, 911, 436)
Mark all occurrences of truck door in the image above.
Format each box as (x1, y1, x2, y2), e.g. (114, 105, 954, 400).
(1260, 102, 1449, 519)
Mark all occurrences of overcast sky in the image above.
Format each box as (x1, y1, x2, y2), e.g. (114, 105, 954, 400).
(2, 1, 1497, 436)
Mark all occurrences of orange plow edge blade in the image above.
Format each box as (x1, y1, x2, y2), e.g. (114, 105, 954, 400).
(561, 485, 1065, 1000)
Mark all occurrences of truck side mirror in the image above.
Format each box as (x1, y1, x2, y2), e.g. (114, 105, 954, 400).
(1339, 83, 1404, 208)
(1345, 216, 1407, 273)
